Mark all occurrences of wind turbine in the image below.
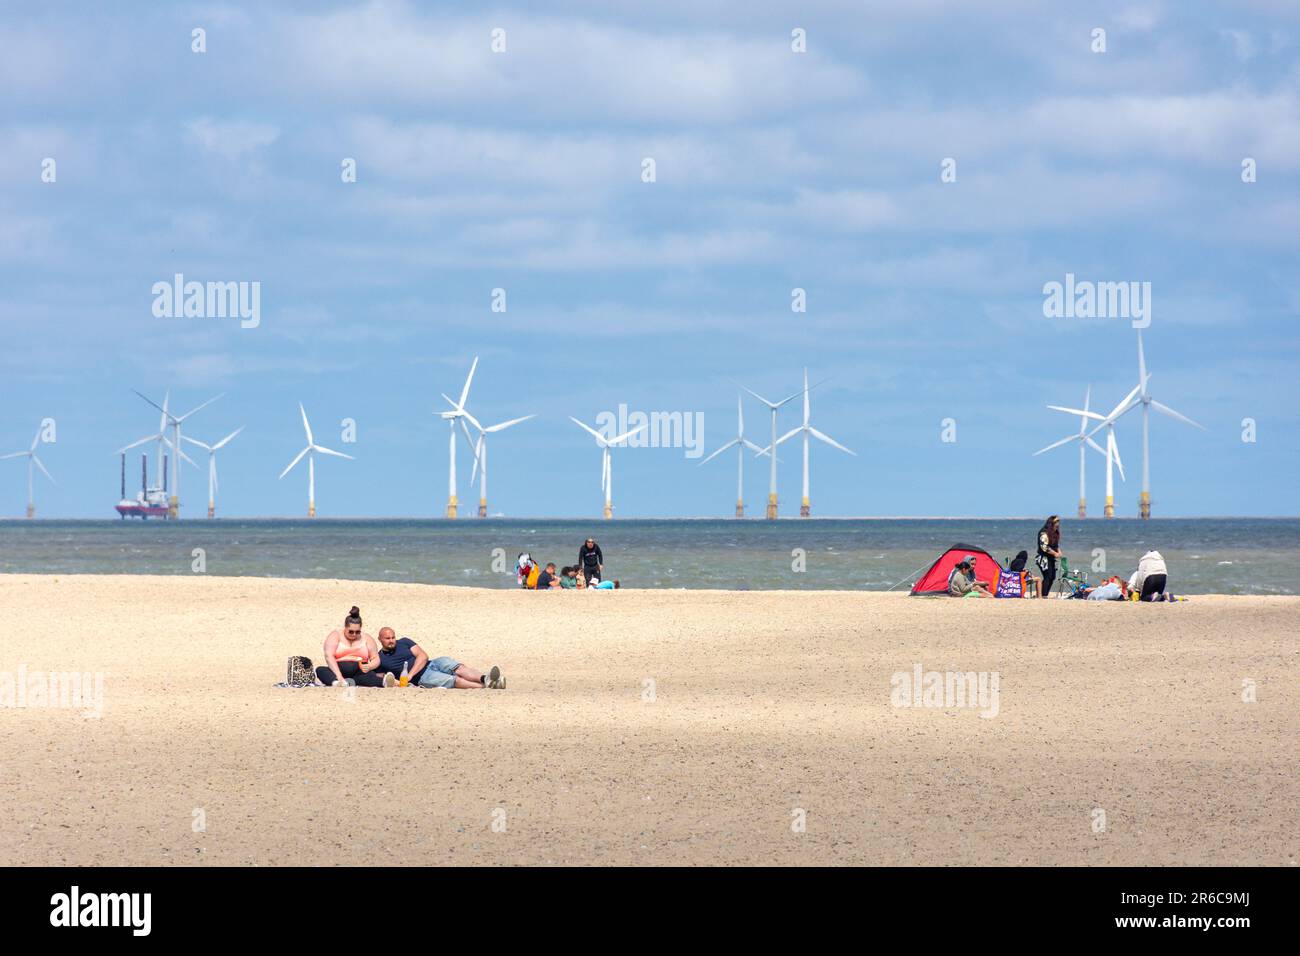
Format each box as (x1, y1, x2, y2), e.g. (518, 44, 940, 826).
(183, 427, 244, 518)
(119, 389, 184, 501)
(1035, 385, 1110, 518)
(1088, 330, 1204, 518)
(738, 381, 804, 519)
(700, 394, 764, 517)
(1, 424, 55, 518)
(131, 389, 221, 518)
(459, 411, 535, 517)
(279, 403, 353, 517)
(764, 368, 855, 517)
(438, 357, 478, 519)
(570, 417, 648, 519)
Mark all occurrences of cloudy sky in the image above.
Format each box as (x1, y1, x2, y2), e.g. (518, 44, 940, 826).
(1, 1, 1296, 518)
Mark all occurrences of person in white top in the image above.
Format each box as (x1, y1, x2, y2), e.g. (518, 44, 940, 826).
(1128, 551, 1169, 601)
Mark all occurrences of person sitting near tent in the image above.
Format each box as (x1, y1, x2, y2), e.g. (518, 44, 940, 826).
(948, 557, 993, 598)
(1128, 550, 1169, 601)
(535, 562, 561, 589)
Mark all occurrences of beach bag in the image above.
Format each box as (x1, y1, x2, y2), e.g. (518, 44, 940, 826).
(516, 552, 534, 587)
(286, 656, 315, 688)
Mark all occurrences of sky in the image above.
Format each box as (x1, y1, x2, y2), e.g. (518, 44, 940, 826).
(1, 0, 1297, 519)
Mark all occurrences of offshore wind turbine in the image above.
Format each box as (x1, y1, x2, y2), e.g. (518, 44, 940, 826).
(1088, 330, 1204, 518)
(1, 423, 55, 518)
(570, 417, 648, 519)
(132, 389, 221, 518)
(1035, 385, 1110, 518)
(438, 357, 478, 519)
(699, 394, 764, 517)
(739, 381, 803, 519)
(460, 411, 535, 517)
(767, 368, 855, 517)
(119, 389, 189, 503)
(279, 403, 353, 517)
(183, 426, 244, 518)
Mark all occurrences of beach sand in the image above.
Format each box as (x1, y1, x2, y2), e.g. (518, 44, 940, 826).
(1, 574, 1295, 867)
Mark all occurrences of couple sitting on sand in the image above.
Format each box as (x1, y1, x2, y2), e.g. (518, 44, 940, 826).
(317, 606, 506, 690)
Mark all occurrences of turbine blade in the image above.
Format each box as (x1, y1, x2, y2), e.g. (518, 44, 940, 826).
(1137, 331, 1147, 394)
(485, 414, 535, 433)
(1047, 405, 1105, 421)
(1111, 433, 1126, 482)
(458, 356, 479, 409)
(774, 426, 801, 446)
(737, 382, 776, 408)
(118, 434, 160, 453)
(1084, 436, 1108, 458)
(1033, 434, 1076, 456)
(312, 444, 355, 460)
(608, 423, 648, 445)
(162, 436, 198, 468)
(1150, 400, 1205, 430)
(569, 416, 607, 444)
(31, 454, 55, 484)
(133, 389, 170, 420)
(279, 446, 309, 479)
(181, 435, 212, 451)
(809, 426, 855, 455)
(699, 438, 740, 466)
(0, 451, 28, 460)
(176, 393, 223, 421)
(742, 439, 765, 454)
(29, 429, 41, 452)
(299, 403, 314, 445)
(212, 426, 245, 450)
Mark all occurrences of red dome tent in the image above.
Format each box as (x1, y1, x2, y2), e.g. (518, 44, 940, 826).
(910, 544, 1005, 596)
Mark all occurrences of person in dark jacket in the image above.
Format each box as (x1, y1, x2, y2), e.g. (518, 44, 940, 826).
(1035, 516, 1062, 596)
(578, 537, 604, 583)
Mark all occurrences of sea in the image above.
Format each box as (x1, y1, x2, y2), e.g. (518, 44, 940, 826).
(1, 518, 1297, 595)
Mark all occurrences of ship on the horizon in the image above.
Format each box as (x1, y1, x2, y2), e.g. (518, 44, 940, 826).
(115, 452, 170, 519)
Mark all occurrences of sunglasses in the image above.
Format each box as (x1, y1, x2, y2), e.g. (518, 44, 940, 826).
(345, 628, 361, 636)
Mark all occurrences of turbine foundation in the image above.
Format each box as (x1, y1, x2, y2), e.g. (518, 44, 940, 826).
(734, 500, 744, 518)
(208, 504, 215, 519)
(765, 493, 778, 520)
(446, 495, 458, 519)
(308, 502, 315, 518)
(26, 504, 35, 519)
(800, 496, 810, 518)
(478, 498, 487, 518)
(168, 495, 179, 519)
(603, 503, 612, 520)
(1078, 498, 1086, 519)
(1104, 495, 1114, 518)
(1139, 491, 1151, 520)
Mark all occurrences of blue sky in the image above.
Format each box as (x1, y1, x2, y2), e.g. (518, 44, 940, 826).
(1, 1, 1297, 518)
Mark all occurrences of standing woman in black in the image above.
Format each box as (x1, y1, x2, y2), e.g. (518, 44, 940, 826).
(1035, 515, 1062, 596)
(579, 537, 604, 583)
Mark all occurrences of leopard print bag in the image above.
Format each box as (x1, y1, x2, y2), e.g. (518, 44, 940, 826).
(285, 655, 316, 688)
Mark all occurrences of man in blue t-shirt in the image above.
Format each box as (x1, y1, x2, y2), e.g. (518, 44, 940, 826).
(376, 627, 506, 689)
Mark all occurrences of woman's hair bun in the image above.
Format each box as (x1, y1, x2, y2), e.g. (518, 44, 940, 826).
(349, 606, 361, 616)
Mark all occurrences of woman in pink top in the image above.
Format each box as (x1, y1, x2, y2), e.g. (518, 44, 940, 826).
(315, 606, 394, 687)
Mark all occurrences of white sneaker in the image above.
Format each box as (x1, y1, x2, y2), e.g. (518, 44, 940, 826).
(487, 665, 504, 689)
(382, 672, 397, 688)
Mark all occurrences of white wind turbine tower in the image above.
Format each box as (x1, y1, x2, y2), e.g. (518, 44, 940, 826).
(132, 389, 222, 518)
(279, 403, 353, 518)
(1088, 330, 1204, 518)
(460, 412, 535, 517)
(1045, 387, 1131, 518)
(766, 368, 855, 517)
(739, 381, 803, 519)
(699, 394, 764, 517)
(183, 427, 244, 518)
(1, 423, 55, 518)
(1034, 385, 1111, 518)
(438, 357, 478, 519)
(570, 417, 648, 519)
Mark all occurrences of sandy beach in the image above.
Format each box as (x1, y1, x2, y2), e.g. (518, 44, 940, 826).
(1, 574, 1295, 866)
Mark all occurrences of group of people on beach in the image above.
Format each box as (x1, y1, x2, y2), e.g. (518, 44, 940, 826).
(519, 537, 621, 590)
(315, 606, 505, 690)
(947, 514, 1174, 601)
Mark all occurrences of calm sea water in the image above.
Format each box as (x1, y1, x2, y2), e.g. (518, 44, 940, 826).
(1, 518, 1297, 595)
